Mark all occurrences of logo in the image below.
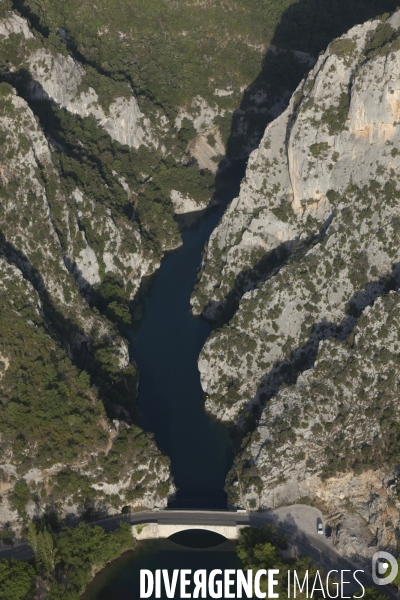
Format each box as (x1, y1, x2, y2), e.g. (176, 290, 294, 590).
(372, 551, 398, 586)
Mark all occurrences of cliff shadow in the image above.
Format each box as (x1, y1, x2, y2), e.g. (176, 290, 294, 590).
(205, 0, 400, 322)
(233, 260, 400, 442)
(0, 230, 137, 422)
(217, 0, 399, 178)
(201, 212, 335, 327)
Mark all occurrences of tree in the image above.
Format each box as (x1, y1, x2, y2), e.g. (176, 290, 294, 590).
(52, 522, 135, 595)
(252, 542, 281, 568)
(28, 523, 57, 576)
(0, 559, 35, 600)
(10, 482, 30, 517)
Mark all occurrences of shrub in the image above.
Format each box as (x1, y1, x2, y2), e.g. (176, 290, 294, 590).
(309, 142, 330, 157)
(10, 482, 31, 517)
(321, 92, 350, 134)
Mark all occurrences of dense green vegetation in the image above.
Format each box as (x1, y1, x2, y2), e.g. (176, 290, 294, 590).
(321, 92, 350, 135)
(27, 102, 213, 257)
(237, 525, 329, 599)
(1, 1, 400, 595)
(11, 0, 398, 113)
(10, 521, 135, 600)
(5, 0, 396, 181)
(12, 0, 268, 114)
(0, 268, 106, 471)
(0, 262, 172, 515)
(0, 559, 35, 600)
(44, 521, 134, 599)
(237, 527, 388, 599)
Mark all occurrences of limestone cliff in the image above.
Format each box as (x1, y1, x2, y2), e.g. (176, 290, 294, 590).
(26, 48, 157, 151)
(194, 11, 400, 560)
(0, 258, 174, 538)
(0, 12, 178, 531)
(193, 12, 400, 320)
(195, 11, 400, 420)
(228, 291, 400, 563)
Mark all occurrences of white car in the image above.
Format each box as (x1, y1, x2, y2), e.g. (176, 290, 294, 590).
(317, 522, 324, 535)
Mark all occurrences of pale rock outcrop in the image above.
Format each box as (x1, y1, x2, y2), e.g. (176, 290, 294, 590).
(175, 95, 225, 132)
(176, 96, 227, 171)
(0, 12, 33, 39)
(194, 12, 400, 562)
(230, 291, 400, 563)
(0, 83, 138, 378)
(170, 190, 208, 214)
(27, 48, 155, 149)
(187, 126, 225, 173)
(195, 13, 400, 421)
(102, 95, 154, 149)
(214, 88, 234, 97)
(192, 14, 400, 319)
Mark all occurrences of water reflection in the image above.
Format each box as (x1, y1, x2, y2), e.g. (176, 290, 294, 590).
(83, 533, 240, 600)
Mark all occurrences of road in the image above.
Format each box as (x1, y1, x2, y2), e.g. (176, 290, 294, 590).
(0, 505, 397, 597)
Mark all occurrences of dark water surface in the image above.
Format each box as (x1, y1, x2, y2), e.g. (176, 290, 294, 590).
(88, 180, 244, 598)
(127, 181, 242, 508)
(83, 533, 241, 600)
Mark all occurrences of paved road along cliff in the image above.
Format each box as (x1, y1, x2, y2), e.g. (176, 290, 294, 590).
(1, 505, 395, 597)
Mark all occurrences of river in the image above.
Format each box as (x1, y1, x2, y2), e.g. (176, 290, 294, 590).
(86, 177, 244, 598)
(127, 179, 242, 509)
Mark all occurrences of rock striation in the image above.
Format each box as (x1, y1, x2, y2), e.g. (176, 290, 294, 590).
(194, 11, 400, 561)
(195, 11, 400, 419)
(228, 291, 400, 563)
(193, 12, 400, 320)
(0, 257, 174, 536)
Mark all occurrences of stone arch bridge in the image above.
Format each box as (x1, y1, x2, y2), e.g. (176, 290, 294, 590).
(130, 510, 250, 541)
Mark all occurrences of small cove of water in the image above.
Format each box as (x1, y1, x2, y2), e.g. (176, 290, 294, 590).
(83, 534, 241, 600)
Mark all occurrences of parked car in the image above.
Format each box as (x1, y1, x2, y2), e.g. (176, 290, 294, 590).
(317, 519, 324, 535)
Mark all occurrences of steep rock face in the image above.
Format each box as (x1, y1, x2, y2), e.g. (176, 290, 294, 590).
(228, 291, 400, 563)
(0, 11, 181, 297)
(27, 48, 156, 150)
(0, 26, 177, 527)
(1, 12, 156, 151)
(193, 11, 400, 561)
(0, 83, 142, 337)
(192, 12, 400, 319)
(195, 12, 400, 422)
(0, 11, 33, 38)
(176, 98, 226, 174)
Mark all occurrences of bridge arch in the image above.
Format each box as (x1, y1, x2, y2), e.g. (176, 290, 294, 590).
(132, 522, 238, 541)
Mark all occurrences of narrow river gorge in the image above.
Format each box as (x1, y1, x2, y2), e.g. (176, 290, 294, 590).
(85, 178, 244, 598)
(128, 189, 238, 509)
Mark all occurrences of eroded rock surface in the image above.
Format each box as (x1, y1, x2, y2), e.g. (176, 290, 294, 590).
(194, 12, 400, 561)
(193, 13, 400, 320)
(195, 13, 400, 420)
